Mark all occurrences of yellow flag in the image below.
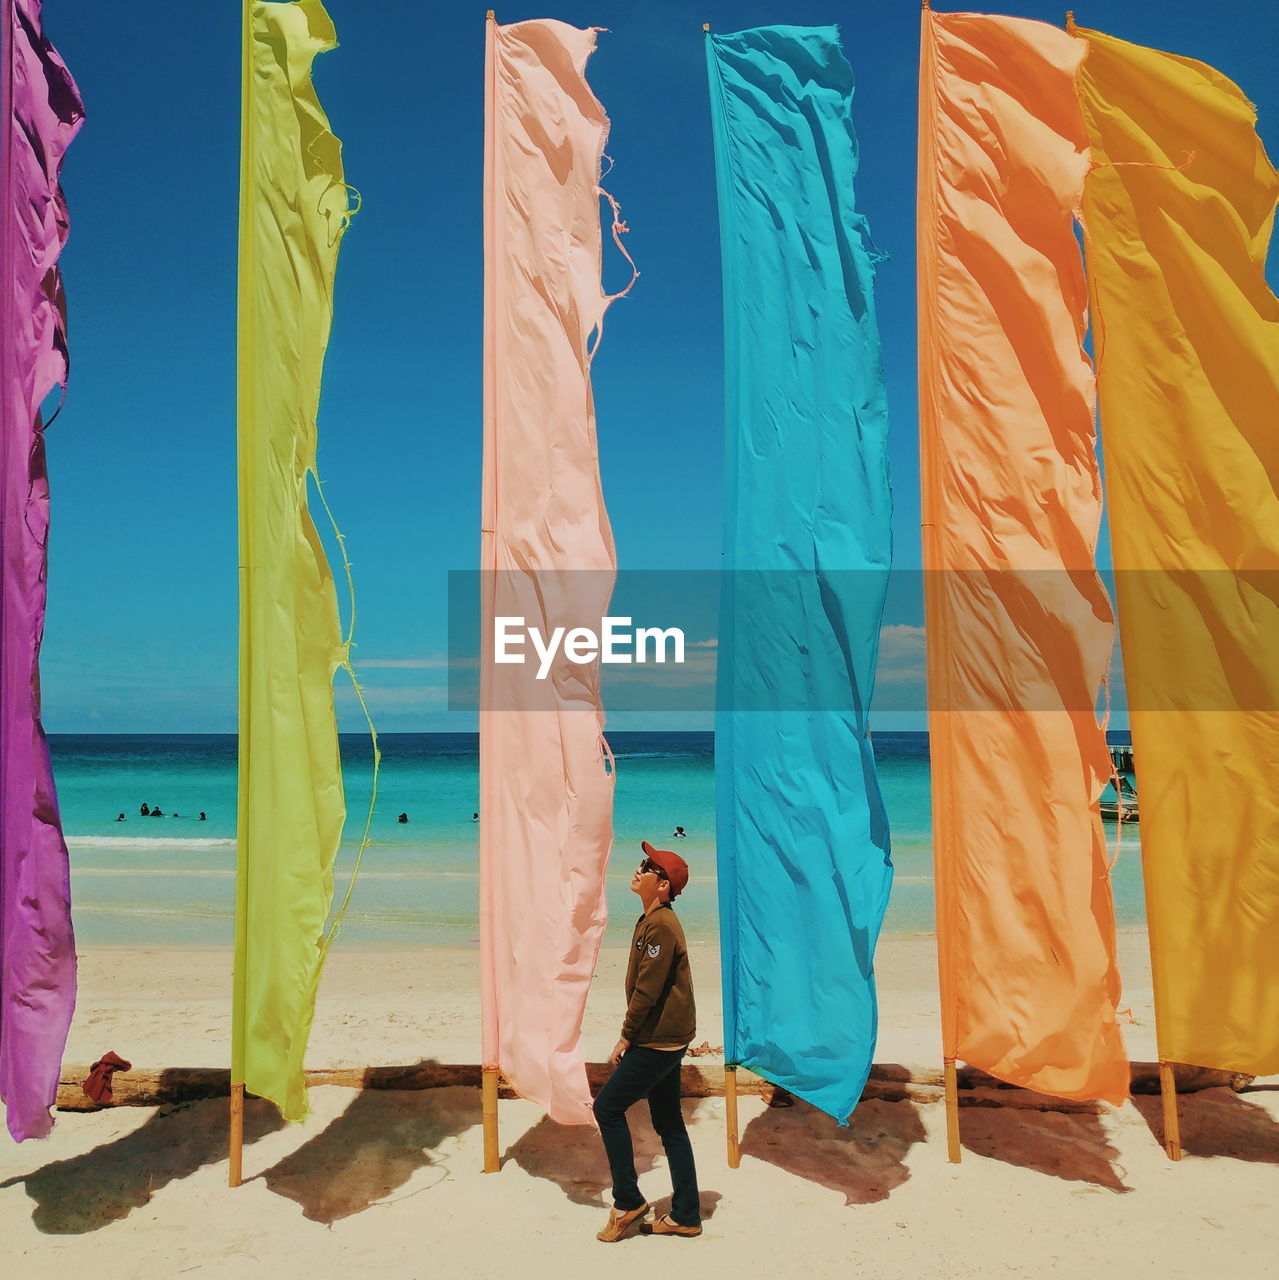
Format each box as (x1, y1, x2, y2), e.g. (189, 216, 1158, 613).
(1079, 28, 1279, 1075)
(233, 0, 352, 1120)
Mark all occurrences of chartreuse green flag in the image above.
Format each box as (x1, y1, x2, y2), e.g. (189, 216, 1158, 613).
(706, 26, 894, 1122)
(234, 0, 356, 1122)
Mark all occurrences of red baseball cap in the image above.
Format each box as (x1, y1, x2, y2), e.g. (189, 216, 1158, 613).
(641, 840, 689, 898)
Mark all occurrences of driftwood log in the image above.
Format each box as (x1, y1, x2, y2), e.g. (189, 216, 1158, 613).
(55, 1060, 1256, 1117)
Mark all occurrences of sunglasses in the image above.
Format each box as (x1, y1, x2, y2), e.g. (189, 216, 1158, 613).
(637, 859, 669, 881)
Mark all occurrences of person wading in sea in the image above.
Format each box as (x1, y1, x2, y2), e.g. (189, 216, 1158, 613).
(593, 840, 702, 1243)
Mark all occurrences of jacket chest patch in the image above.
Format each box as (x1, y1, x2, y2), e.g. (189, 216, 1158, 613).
(647, 944, 662, 958)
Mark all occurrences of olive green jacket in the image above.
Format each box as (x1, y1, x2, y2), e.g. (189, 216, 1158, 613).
(622, 904, 696, 1047)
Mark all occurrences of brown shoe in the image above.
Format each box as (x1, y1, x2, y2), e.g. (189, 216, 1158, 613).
(596, 1202, 650, 1243)
(648, 1213, 702, 1238)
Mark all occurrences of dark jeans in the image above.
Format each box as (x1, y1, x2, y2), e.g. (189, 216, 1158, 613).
(592, 1046, 701, 1227)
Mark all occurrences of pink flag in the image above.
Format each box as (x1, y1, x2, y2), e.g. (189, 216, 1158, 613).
(0, 0, 83, 1141)
(480, 17, 634, 1125)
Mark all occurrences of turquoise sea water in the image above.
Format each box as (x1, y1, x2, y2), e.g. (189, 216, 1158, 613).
(51, 731, 1145, 948)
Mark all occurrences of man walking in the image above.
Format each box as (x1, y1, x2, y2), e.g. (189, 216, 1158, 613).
(593, 840, 702, 1242)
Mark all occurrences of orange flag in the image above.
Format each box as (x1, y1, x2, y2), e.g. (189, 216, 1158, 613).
(480, 17, 635, 1124)
(917, 9, 1127, 1103)
(1078, 28, 1279, 1076)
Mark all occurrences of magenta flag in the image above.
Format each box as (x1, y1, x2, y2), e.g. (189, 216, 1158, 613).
(0, 0, 83, 1141)
(480, 16, 634, 1125)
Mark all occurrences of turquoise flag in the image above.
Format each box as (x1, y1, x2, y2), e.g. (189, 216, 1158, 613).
(707, 26, 893, 1122)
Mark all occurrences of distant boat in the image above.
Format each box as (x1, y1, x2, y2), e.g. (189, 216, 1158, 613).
(1100, 773, 1139, 823)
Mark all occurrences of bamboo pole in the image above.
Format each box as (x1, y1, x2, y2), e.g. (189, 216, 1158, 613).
(478, 0, 500, 1151)
(83, 1056, 1255, 1099)
(481, 1066, 500, 1173)
(1159, 1061, 1183, 1161)
(725, 1066, 741, 1168)
(230, 0, 252, 1191)
(58, 1059, 1246, 1111)
(944, 1059, 961, 1163)
(1065, 11, 1077, 35)
(228, 1083, 245, 1187)
(918, 1, 965, 1170)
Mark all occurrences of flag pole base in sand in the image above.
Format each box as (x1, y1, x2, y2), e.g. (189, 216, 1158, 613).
(725, 1065, 741, 1168)
(1159, 1061, 1183, 1161)
(228, 1081, 245, 1187)
(944, 1059, 961, 1163)
(482, 1066, 501, 1172)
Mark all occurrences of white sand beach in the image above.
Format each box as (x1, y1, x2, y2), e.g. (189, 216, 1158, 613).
(3, 933, 1278, 1279)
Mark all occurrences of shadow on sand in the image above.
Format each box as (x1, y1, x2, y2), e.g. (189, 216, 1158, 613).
(260, 1086, 478, 1223)
(642, 1189, 724, 1227)
(741, 1096, 927, 1204)
(505, 1099, 725, 1216)
(959, 1108, 1132, 1191)
(1132, 1088, 1279, 1163)
(505, 1110, 661, 1207)
(0, 1096, 283, 1234)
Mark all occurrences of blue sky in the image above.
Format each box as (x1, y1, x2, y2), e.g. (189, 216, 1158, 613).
(35, 1, 1278, 732)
